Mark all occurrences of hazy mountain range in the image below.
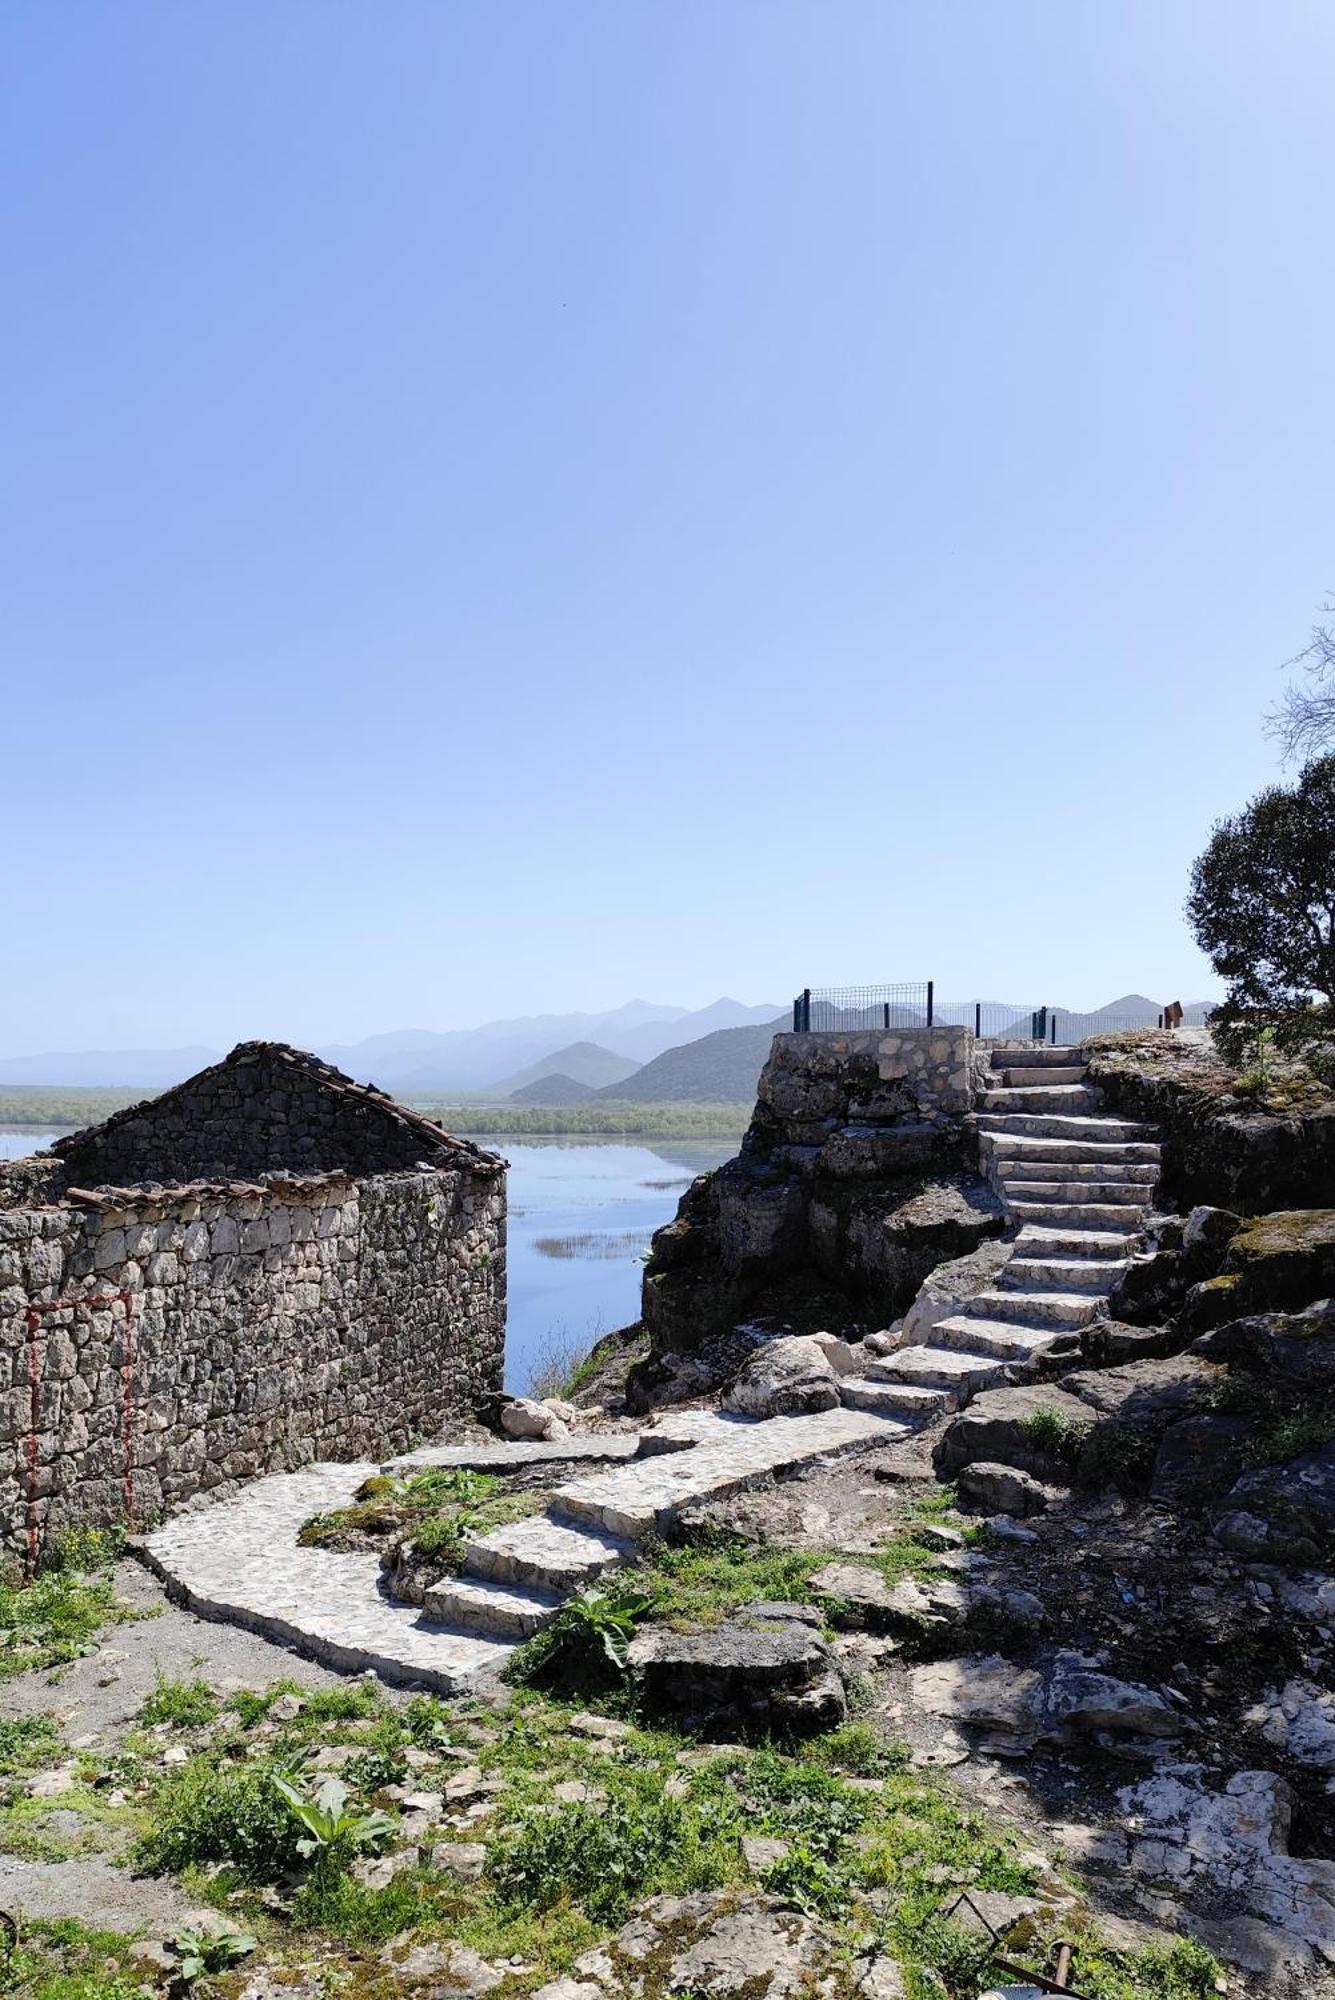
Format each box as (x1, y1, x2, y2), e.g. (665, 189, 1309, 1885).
(0, 1000, 784, 1094)
(0, 993, 1218, 1105)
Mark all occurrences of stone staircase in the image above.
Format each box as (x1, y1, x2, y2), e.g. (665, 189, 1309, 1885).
(836, 1043, 1159, 1421)
(142, 1043, 1163, 1671)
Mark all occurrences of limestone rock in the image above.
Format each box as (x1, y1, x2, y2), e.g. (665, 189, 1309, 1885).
(902, 1239, 1013, 1345)
(1150, 1413, 1251, 1504)
(934, 1385, 1094, 1477)
(430, 1840, 487, 1880)
(653, 1891, 824, 1999)
(956, 1461, 1051, 1517)
(1215, 1442, 1335, 1564)
(811, 1332, 856, 1376)
(1194, 1297, 1335, 1389)
(627, 1615, 846, 1738)
(1243, 1679, 1335, 1771)
(378, 1939, 503, 1994)
(1117, 1767, 1335, 1961)
(501, 1397, 569, 1442)
(722, 1336, 840, 1418)
(1042, 1652, 1181, 1745)
(909, 1655, 1043, 1754)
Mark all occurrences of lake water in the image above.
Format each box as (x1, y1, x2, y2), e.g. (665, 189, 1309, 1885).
(0, 1130, 737, 1395)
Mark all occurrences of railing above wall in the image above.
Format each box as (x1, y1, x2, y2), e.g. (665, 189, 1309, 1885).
(792, 984, 934, 1033)
(792, 986, 1187, 1041)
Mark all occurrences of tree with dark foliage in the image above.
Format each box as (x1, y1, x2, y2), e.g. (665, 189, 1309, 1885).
(1187, 756, 1335, 1059)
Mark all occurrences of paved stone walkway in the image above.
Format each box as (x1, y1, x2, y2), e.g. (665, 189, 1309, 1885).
(140, 1406, 907, 1686)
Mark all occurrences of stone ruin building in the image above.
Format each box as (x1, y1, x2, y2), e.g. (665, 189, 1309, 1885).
(0, 1042, 506, 1560)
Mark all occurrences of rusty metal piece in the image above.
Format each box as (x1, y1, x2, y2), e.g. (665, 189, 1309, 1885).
(943, 1892, 1095, 2000)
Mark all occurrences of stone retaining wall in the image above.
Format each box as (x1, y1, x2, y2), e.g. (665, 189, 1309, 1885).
(0, 1043, 506, 1556)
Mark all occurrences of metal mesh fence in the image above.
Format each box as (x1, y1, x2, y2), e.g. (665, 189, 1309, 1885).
(792, 988, 1185, 1041)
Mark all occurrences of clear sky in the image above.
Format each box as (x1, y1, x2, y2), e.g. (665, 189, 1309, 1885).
(4, 1, 1332, 1056)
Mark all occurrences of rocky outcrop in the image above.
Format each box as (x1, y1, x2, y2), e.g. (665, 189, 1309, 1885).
(641, 1031, 1000, 1361)
(1194, 1298, 1335, 1388)
(1087, 1031, 1335, 1213)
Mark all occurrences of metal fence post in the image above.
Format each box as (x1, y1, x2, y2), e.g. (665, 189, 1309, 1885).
(802, 988, 811, 1033)
(793, 997, 800, 1033)
(1051, 1012, 1058, 1046)
(882, 1003, 890, 1029)
(926, 981, 934, 1028)
(974, 1001, 981, 1037)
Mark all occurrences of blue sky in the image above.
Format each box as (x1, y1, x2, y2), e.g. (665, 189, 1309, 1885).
(4, 2, 1332, 1056)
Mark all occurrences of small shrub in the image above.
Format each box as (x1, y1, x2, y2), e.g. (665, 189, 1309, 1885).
(0, 1564, 131, 1682)
(811, 1723, 909, 1778)
(49, 1524, 127, 1573)
(135, 1760, 305, 1881)
(1078, 1422, 1162, 1495)
(1017, 1407, 1085, 1467)
(291, 1866, 430, 1939)
(140, 1677, 217, 1729)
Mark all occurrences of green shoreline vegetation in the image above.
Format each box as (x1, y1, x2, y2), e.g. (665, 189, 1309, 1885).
(0, 1086, 748, 1141)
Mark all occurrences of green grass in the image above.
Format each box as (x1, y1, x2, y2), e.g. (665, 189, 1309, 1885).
(1210, 1373, 1335, 1467)
(0, 1712, 62, 1775)
(139, 1675, 218, 1728)
(0, 1546, 135, 1683)
(299, 1466, 538, 1566)
(0, 1916, 147, 2000)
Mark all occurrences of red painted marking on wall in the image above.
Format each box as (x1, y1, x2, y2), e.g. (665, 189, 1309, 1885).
(21, 1289, 135, 1572)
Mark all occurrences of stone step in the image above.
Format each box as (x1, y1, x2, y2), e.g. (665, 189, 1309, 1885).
(870, 1345, 1009, 1394)
(550, 1407, 909, 1539)
(998, 1173, 1157, 1201)
(930, 1315, 1063, 1359)
(421, 1572, 563, 1640)
(989, 1046, 1082, 1069)
(999, 1065, 1088, 1088)
(1014, 1223, 1144, 1257)
(980, 1085, 1104, 1115)
(982, 1133, 1161, 1167)
(1009, 1199, 1147, 1230)
(460, 1516, 632, 1593)
(966, 1287, 1105, 1329)
(839, 1376, 954, 1417)
(977, 1111, 1155, 1144)
(1002, 1255, 1130, 1293)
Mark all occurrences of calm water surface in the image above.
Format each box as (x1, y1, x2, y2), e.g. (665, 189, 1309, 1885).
(0, 1130, 737, 1394)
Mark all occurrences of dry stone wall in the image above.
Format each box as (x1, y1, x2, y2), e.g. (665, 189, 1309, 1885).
(0, 1043, 506, 1557)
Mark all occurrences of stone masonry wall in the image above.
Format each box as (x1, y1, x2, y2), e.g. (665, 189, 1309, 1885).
(0, 1041, 507, 1557)
(0, 1165, 504, 1555)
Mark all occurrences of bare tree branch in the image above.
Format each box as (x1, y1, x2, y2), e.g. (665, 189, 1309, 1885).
(1267, 595, 1335, 762)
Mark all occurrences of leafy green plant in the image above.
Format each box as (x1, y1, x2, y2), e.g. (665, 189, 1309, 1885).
(49, 1524, 127, 1573)
(272, 1774, 395, 1891)
(506, 1581, 653, 1691)
(167, 1922, 256, 1984)
(0, 1713, 62, 1774)
(1017, 1406, 1086, 1468)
